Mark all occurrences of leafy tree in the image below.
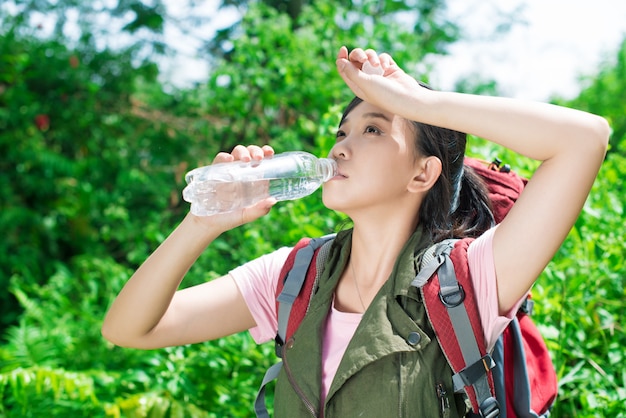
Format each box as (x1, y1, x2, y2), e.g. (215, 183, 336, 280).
(0, 0, 471, 415)
(1, 0, 461, 65)
(0, 28, 209, 332)
(2, 0, 624, 416)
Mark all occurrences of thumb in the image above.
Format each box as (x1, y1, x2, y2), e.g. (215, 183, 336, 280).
(336, 58, 365, 97)
(335, 56, 353, 78)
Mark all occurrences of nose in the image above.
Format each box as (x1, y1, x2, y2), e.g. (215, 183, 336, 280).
(331, 139, 350, 161)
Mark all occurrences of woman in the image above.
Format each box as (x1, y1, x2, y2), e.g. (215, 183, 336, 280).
(102, 46, 610, 416)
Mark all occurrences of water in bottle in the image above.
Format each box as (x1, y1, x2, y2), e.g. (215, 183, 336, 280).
(182, 151, 337, 216)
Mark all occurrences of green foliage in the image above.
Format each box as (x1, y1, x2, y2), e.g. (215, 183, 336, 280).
(0, 254, 278, 416)
(535, 60, 626, 415)
(0, 29, 193, 330)
(533, 153, 626, 416)
(0, 367, 101, 417)
(0, 0, 624, 416)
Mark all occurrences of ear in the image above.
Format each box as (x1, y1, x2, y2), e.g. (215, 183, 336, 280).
(407, 156, 442, 194)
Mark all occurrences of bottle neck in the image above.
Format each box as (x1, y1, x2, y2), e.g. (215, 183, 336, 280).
(319, 158, 338, 182)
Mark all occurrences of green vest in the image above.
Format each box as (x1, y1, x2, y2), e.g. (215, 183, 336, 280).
(273, 228, 470, 417)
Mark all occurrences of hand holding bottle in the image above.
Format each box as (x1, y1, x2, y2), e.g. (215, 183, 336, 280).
(183, 145, 337, 221)
(186, 145, 279, 231)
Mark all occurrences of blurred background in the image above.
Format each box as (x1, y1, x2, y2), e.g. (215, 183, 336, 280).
(0, 0, 624, 416)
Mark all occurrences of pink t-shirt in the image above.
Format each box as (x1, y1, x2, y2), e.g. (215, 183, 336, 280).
(230, 227, 522, 401)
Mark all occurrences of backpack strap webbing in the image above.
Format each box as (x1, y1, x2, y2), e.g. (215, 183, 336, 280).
(254, 234, 335, 418)
(414, 239, 500, 418)
(276, 234, 335, 348)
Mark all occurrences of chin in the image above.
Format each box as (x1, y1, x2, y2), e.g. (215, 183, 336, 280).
(322, 197, 353, 216)
(321, 191, 343, 212)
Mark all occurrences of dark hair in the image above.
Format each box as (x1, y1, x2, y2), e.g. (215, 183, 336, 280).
(340, 95, 494, 240)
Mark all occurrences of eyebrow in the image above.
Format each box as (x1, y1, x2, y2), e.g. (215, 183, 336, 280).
(362, 112, 392, 122)
(341, 111, 392, 126)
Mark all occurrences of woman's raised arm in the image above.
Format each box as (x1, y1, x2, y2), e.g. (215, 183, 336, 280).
(336, 47, 611, 313)
(101, 145, 276, 349)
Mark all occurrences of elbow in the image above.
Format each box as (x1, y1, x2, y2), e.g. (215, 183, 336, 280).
(590, 115, 611, 157)
(101, 321, 124, 347)
(101, 319, 157, 349)
(101, 318, 135, 348)
(570, 114, 611, 165)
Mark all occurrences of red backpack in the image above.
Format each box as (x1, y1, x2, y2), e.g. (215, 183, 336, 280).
(255, 157, 558, 418)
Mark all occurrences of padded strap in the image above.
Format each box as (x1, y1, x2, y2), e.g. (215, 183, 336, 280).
(417, 239, 499, 417)
(276, 235, 334, 346)
(437, 252, 495, 410)
(276, 243, 315, 345)
(256, 234, 335, 417)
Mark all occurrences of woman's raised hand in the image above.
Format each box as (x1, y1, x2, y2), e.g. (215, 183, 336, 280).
(335, 46, 428, 118)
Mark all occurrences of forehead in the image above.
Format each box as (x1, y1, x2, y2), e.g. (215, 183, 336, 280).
(342, 102, 394, 123)
(340, 101, 408, 130)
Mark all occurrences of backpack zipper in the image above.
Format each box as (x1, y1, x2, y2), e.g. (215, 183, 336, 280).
(283, 338, 318, 417)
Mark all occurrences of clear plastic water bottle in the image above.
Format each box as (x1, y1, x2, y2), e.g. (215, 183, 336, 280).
(182, 151, 337, 216)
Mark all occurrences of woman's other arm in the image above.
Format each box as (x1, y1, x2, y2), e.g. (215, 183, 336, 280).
(101, 145, 276, 349)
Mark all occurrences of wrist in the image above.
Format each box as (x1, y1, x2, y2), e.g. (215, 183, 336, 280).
(180, 212, 226, 244)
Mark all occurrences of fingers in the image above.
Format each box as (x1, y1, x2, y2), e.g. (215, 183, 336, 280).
(345, 48, 381, 68)
(378, 52, 397, 73)
(338, 45, 349, 60)
(338, 46, 398, 74)
(213, 145, 275, 164)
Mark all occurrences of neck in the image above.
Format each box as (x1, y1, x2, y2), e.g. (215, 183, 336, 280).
(349, 215, 418, 290)
(334, 218, 425, 314)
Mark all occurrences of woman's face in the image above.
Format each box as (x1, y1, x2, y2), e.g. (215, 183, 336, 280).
(322, 101, 422, 217)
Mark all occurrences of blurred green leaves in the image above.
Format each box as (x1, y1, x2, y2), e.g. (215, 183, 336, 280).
(0, 0, 624, 416)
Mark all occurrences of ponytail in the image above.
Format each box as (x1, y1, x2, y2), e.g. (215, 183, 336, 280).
(448, 164, 494, 239)
(419, 161, 494, 242)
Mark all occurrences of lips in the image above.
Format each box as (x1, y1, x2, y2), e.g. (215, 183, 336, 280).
(333, 169, 348, 179)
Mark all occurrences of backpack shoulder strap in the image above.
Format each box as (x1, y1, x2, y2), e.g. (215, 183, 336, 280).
(414, 238, 499, 418)
(275, 234, 335, 348)
(255, 234, 335, 418)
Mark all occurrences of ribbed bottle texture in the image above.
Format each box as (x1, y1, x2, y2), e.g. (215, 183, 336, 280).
(182, 151, 337, 216)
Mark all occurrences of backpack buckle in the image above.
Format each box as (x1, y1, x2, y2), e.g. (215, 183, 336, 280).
(439, 283, 465, 308)
(274, 336, 285, 357)
(519, 297, 535, 316)
(479, 396, 500, 418)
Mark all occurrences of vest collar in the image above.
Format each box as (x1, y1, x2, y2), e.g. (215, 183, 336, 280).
(324, 226, 434, 402)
